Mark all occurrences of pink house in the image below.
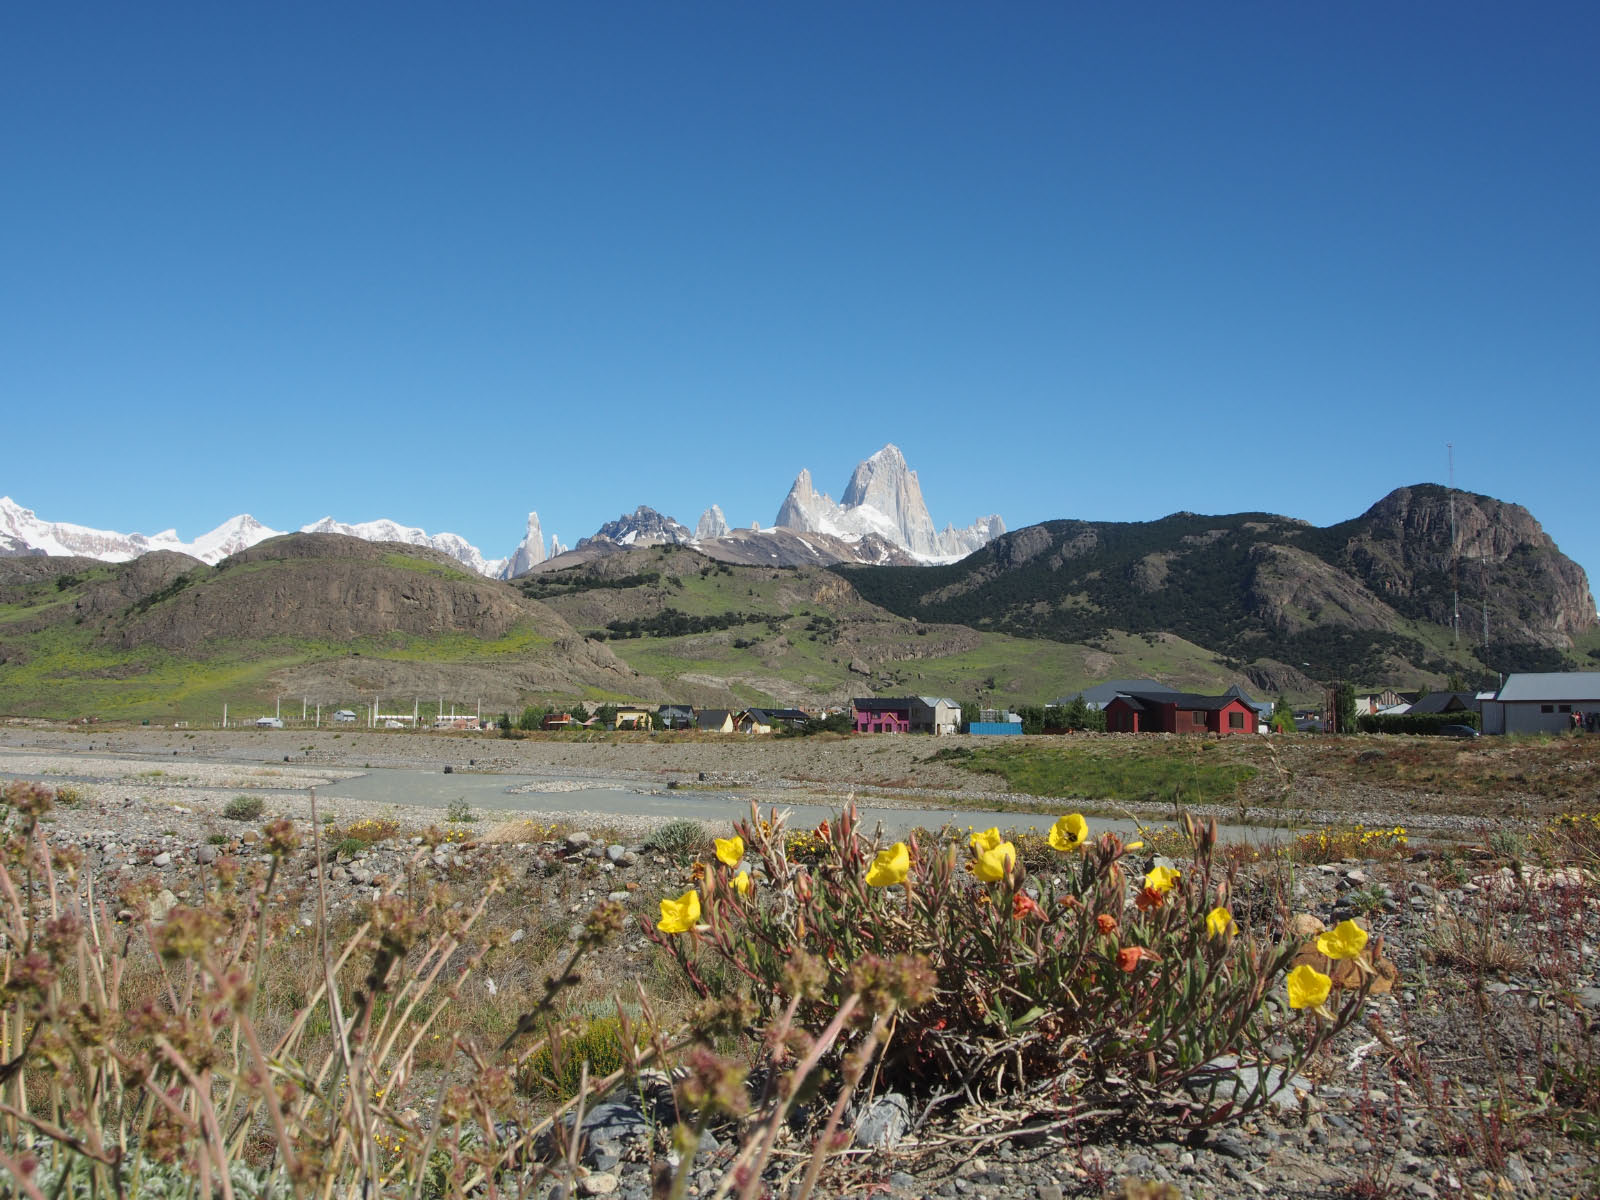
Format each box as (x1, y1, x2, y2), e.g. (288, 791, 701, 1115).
(853, 698, 913, 733)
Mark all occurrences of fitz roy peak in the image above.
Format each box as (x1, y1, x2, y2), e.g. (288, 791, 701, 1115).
(774, 445, 1004, 561)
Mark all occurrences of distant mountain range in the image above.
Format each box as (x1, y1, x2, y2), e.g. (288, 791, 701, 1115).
(0, 444, 1000, 577)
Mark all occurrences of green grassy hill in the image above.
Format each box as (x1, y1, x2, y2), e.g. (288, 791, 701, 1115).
(524, 546, 1257, 708)
(0, 536, 660, 722)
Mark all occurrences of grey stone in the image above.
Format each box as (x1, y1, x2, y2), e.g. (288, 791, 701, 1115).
(578, 1172, 618, 1197)
(607, 891, 632, 904)
(854, 1092, 911, 1150)
(152, 851, 172, 867)
(1185, 1054, 1312, 1114)
(566, 832, 593, 850)
(195, 845, 218, 865)
(149, 888, 180, 922)
(580, 1100, 649, 1144)
(606, 844, 627, 864)
(510, 928, 526, 944)
(1575, 986, 1600, 1011)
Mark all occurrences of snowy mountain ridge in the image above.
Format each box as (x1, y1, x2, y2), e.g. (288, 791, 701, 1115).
(1, 446, 1002, 578)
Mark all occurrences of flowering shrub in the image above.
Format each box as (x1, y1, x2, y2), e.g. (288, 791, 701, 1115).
(1291, 823, 1408, 863)
(1535, 811, 1600, 869)
(650, 803, 1371, 1125)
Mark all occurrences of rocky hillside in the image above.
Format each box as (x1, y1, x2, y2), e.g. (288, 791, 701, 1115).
(837, 486, 1597, 687)
(0, 535, 659, 719)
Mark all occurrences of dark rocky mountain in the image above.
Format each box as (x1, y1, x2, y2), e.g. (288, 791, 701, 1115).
(835, 486, 1597, 686)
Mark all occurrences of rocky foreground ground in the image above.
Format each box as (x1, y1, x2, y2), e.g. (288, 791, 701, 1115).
(1, 723, 1597, 1198)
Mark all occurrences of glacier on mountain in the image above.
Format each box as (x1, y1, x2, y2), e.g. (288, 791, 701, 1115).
(0, 497, 282, 564)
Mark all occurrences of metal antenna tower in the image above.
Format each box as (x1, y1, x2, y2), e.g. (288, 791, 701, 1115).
(1448, 444, 1459, 645)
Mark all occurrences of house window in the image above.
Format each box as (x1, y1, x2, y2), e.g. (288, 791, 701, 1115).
(1192, 711, 1206, 726)
(1542, 705, 1555, 714)
(1560, 705, 1572, 713)
(1228, 711, 1245, 730)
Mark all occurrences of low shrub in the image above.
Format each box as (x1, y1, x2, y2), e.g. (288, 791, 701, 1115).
(446, 798, 477, 824)
(344, 816, 400, 845)
(515, 1014, 644, 1099)
(644, 818, 707, 864)
(1290, 823, 1408, 863)
(222, 793, 265, 821)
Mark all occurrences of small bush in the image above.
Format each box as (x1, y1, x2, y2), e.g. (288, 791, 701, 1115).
(223, 794, 265, 821)
(515, 1015, 643, 1099)
(644, 818, 707, 863)
(1290, 824, 1408, 863)
(446, 798, 477, 824)
(343, 816, 399, 845)
(54, 785, 84, 806)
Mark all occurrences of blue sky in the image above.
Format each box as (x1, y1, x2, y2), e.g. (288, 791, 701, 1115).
(4, 3, 1597, 585)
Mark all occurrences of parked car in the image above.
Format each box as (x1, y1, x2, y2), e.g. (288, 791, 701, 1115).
(1437, 723, 1480, 738)
(255, 716, 283, 729)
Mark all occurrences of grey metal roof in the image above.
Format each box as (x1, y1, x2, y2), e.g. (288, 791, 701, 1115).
(696, 709, 732, 728)
(1407, 691, 1477, 715)
(1494, 672, 1600, 703)
(916, 696, 959, 707)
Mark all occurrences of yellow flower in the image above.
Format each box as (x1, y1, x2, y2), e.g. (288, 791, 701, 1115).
(969, 827, 1003, 853)
(656, 890, 701, 934)
(1049, 813, 1089, 851)
(1125, 841, 1145, 851)
(972, 841, 1017, 883)
(865, 842, 911, 887)
(1286, 964, 1332, 1010)
(731, 870, 752, 896)
(1206, 906, 1236, 938)
(1144, 864, 1180, 894)
(714, 836, 744, 867)
(1316, 919, 1369, 960)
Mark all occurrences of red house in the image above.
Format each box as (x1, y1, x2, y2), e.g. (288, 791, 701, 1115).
(1103, 690, 1259, 735)
(853, 698, 912, 733)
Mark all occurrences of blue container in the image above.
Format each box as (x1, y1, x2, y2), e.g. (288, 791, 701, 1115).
(968, 722, 1022, 736)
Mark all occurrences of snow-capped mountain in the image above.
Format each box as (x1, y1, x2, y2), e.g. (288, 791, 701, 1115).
(696, 505, 729, 540)
(773, 445, 1004, 562)
(0, 497, 283, 564)
(299, 516, 509, 578)
(3, 444, 1000, 579)
(576, 506, 694, 551)
(501, 513, 566, 578)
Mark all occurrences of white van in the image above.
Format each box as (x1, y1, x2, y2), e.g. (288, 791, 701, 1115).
(255, 716, 284, 729)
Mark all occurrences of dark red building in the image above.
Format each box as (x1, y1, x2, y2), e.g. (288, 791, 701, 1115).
(1103, 690, 1259, 735)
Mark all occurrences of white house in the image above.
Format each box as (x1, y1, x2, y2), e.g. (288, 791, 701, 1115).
(909, 696, 961, 736)
(1480, 672, 1600, 735)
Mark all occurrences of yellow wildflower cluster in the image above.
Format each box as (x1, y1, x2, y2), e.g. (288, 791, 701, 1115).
(784, 828, 828, 862)
(1292, 823, 1408, 863)
(344, 817, 399, 845)
(1535, 811, 1600, 866)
